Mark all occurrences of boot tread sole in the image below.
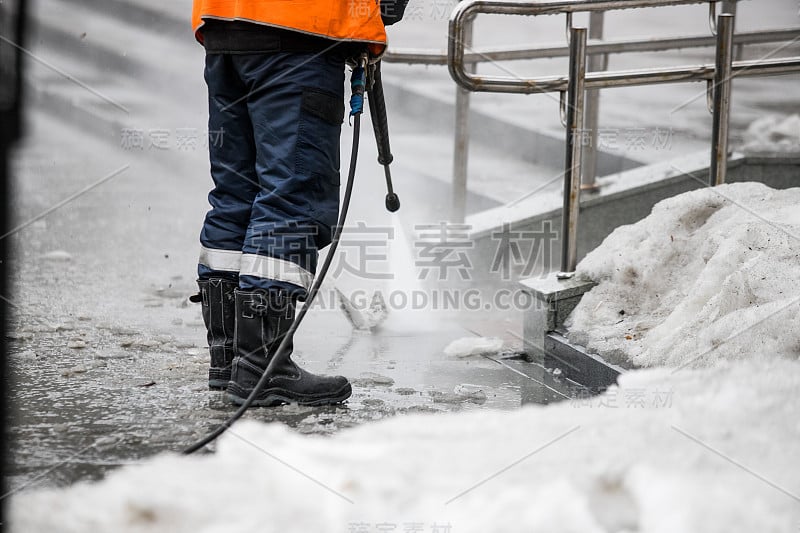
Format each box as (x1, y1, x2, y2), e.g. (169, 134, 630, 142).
(226, 382, 352, 407)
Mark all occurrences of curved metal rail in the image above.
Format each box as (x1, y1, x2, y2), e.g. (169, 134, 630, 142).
(384, 28, 800, 65)
(445, 0, 800, 276)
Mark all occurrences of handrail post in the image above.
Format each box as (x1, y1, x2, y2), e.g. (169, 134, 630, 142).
(452, 16, 474, 222)
(581, 11, 607, 192)
(721, 0, 738, 16)
(710, 13, 735, 186)
(558, 27, 588, 279)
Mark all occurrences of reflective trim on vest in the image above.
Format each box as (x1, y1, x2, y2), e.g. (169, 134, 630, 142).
(192, 0, 387, 54)
(199, 245, 242, 273)
(240, 254, 313, 290)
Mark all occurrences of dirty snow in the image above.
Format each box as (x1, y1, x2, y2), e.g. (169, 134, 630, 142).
(567, 182, 800, 368)
(443, 337, 504, 358)
(10, 358, 800, 532)
(743, 114, 800, 153)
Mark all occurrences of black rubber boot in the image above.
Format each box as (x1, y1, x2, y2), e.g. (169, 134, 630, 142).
(227, 289, 352, 407)
(190, 278, 237, 390)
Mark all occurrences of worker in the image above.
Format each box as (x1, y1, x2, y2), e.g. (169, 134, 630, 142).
(189, 1, 408, 406)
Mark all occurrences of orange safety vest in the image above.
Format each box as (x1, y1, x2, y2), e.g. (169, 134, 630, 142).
(192, 0, 387, 56)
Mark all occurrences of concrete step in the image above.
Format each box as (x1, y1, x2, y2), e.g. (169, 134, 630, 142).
(382, 112, 565, 209)
(29, 10, 143, 81)
(31, 0, 204, 90)
(481, 354, 586, 404)
(381, 78, 643, 180)
(25, 0, 205, 149)
(55, 0, 189, 38)
(543, 331, 623, 392)
(25, 58, 137, 139)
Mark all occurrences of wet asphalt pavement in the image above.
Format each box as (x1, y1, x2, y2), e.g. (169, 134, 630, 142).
(4, 110, 578, 494)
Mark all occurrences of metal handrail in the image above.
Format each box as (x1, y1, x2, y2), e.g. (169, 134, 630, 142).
(446, 0, 800, 277)
(384, 27, 799, 65)
(448, 55, 800, 93)
(448, 3, 800, 93)
(384, 3, 798, 223)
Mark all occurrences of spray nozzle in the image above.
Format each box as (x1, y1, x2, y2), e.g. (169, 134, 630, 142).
(385, 192, 400, 212)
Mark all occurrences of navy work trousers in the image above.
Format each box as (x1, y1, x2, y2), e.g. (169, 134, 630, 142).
(198, 51, 345, 299)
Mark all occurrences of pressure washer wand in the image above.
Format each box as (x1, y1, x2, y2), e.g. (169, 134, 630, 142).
(367, 61, 400, 212)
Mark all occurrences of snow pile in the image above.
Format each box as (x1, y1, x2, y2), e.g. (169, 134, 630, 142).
(743, 114, 800, 153)
(10, 184, 800, 533)
(10, 358, 800, 532)
(567, 182, 800, 368)
(443, 336, 504, 358)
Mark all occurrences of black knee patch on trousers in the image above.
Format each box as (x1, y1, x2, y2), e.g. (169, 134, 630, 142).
(301, 88, 344, 125)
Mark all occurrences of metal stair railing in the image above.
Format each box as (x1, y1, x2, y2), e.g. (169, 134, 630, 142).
(444, 0, 800, 277)
(383, 1, 799, 229)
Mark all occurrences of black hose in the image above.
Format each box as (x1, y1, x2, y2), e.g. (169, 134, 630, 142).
(182, 112, 362, 455)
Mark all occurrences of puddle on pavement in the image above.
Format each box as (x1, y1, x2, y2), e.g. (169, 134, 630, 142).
(4, 104, 598, 496)
(5, 253, 586, 494)
(5, 311, 585, 493)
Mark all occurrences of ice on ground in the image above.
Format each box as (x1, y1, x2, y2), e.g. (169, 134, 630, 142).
(40, 250, 73, 262)
(335, 289, 388, 331)
(10, 357, 800, 533)
(429, 384, 488, 405)
(351, 372, 395, 387)
(566, 182, 800, 368)
(443, 336, 504, 358)
(743, 114, 800, 153)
